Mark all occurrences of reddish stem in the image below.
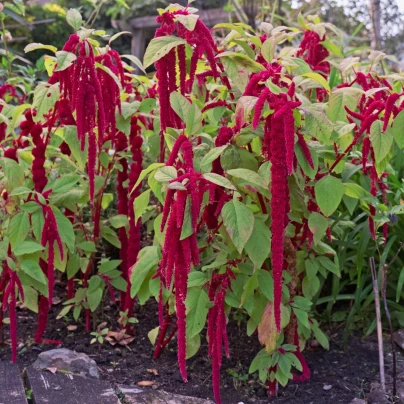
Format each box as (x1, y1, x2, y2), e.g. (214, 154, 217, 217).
(153, 313, 171, 359)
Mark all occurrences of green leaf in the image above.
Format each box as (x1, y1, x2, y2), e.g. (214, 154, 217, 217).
(120, 101, 140, 119)
(111, 277, 128, 292)
(130, 247, 160, 297)
(308, 212, 328, 245)
(20, 260, 47, 285)
(66, 8, 82, 31)
(326, 88, 359, 123)
(188, 271, 209, 288)
(2, 158, 24, 190)
(293, 307, 310, 328)
(314, 176, 344, 217)
(343, 183, 367, 199)
(302, 275, 320, 300)
(222, 200, 255, 254)
(257, 269, 274, 301)
(32, 82, 60, 122)
(87, 288, 103, 312)
(54, 51, 77, 72)
(9, 212, 30, 249)
(14, 241, 45, 256)
(312, 325, 329, 350)
(64, 126, 87, 171)
(301, 72, 330, 93)
(54, 209, 75, 252)
(305, 107, 333, 144)
(143, 36, 187, 68)
(227, 168, 268, 190)
(131, 163, 165, 191)
(169, 92, 202, 135)
(186, 288, 210, 338)
(121, 54, 146, 74)
(186, 334, 201, 359)
(199, 146, 228, 172)
(101, 226, 121, 249)
(109, 214, 129, 229)
(95, 62, 122, 91)
(154, 166, 177, 183)
(77, 241, 97, 253)
(217, 52, 266, 73)
(134, 189, 151, 222)
(245, 219, 271, 269)
(370, 120, 393, 164)
(24, 43, 57, 54)
(51, 174, 80, 194)
(392, 110, 404, 148)
(176, 13, 199, 31)
(202, 173, 236, 190)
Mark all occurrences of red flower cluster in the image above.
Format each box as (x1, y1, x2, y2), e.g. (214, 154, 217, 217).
(157, 134, 204, 382)
(247, 64, 301, 331)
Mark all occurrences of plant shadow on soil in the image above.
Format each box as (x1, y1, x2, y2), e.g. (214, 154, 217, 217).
(0, 283, 380, 404)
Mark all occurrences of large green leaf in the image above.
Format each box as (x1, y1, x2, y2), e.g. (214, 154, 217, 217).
(308, 212, 328, 245)
(314, 176, 344, 217)
(9, 212, 30, 249)
(222, 200, 255, 253)
(370, 120, 393, 164)
(66, 8, 82, 31)
(32, 83, 60, 122)
(326, 88, 359, 123)
(20, 260, 47, 285)
(186, 287, 210, 338)
(130, 246, 160, 297)
(143, 36, 187, 68)
(245, 219, 271, 269)
(2, 158, 24, 190)
(392, 109, 404, 149)
(169, 92, 202, 135)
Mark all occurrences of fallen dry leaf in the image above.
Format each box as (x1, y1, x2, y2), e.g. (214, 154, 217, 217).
(146, 368, 158, 376)
(46, 367, 58, 374)
(106, 330, 135, 346)
(137, 381, 155, 387)
(52, 297, 62, 305)
(67, 325, 77, 331)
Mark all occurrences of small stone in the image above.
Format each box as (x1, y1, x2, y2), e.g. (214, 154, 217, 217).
(33, 348, 100, 378)
(349, 399, 366, 404)
(107, 368, 114, 373)
(323, 384, 332, 391)
(367, 388, 390, 404)
(54, 385, 62, 391)
(394, 329, 404, 350)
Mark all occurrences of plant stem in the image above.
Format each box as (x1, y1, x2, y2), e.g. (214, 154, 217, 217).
(1, 16, 12, 76)
(153, 313, 171, 359)
(370, 256, 386, 392)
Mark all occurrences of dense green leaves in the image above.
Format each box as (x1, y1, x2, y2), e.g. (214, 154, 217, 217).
(222, 200, 255, 254)
(315, 176, 345, 217)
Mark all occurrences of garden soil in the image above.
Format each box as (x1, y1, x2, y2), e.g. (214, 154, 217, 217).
(0, 283, 380, 404)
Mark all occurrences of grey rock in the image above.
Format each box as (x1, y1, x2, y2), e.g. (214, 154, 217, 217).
(118, 386, 214, 403)
(350, 399, 366, 404)
(33, 348, 99, 378)
(394, 329, 404, 350)
(367, 388, 390, 404)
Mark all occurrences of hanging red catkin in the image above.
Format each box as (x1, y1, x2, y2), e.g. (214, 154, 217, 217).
(124, 118, 143, 322)
(382, 93, 400, 132)
(2, 256, 18, 362)
(207, 269, 234, 404)
(95, 52, 121, 146)
(73, 42, 106, 202)
(116, 131, 129, 309)
(269, 110, 289, 332)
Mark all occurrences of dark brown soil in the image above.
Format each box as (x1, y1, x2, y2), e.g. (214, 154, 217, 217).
(0, 284, 380, 404)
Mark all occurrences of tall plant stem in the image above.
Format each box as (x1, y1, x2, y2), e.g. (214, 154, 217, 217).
(1, 16, 12, 76)
(370, 256, 385, 392)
